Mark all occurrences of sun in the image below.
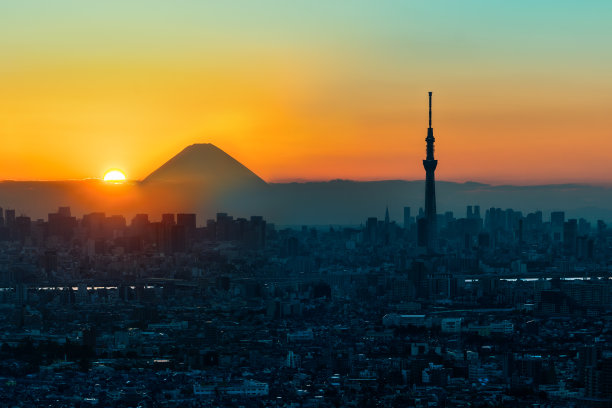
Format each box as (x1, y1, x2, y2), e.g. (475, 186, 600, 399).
(103, 169, 127, 182)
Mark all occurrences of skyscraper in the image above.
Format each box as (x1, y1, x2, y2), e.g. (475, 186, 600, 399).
(423, 92, 438, 253)
(403, 207, 411, 230)
(384, 206, 390, 245)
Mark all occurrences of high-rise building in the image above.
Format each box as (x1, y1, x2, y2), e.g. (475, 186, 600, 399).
(171, 224, 187, 253)
(384, 206, 390, 245)
(82, 212, 106, 239)
(177, 213, 197, 243)
(58, 206, 71, 217)
(551, 211, 565, 242)
(130, 214, 150, 237)
(365, 217, 378, 244)
(161, 213, 176, 226)
(216, 213, 233, 241)
(48, 207, 77, 241)
(403, 207, 411, 230)
(246, 216, 266, 249)
(564, 219, 578, 254)
(5, 209, 15, 230)
(15, 215, 31, 242)
(422, 91, 438, 253)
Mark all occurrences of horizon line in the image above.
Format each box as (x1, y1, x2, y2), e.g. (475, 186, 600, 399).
(2, 177, 612, 188)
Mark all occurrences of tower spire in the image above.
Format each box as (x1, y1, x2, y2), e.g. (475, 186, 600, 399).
(428, 91, 432, 128)
(422, 91, 438, 253)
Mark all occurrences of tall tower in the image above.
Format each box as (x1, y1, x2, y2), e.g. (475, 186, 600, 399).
(423, 91, 437, 252)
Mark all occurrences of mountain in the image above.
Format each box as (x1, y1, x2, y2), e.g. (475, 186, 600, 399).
(139, 143, 268, 216)
(142, 143, 266, 187)
(1, 144, 612, 225)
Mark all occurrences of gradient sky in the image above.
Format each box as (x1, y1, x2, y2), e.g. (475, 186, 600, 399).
(1, 1, 611, 184)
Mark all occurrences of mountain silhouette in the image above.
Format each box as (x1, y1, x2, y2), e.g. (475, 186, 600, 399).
(138, 143, 268, 216)
(142, 143, 266, 187)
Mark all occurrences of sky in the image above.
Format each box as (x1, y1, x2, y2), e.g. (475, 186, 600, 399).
(1, 1, 611, 184)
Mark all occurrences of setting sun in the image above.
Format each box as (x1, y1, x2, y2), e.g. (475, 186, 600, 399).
(103, 169, 127, 182)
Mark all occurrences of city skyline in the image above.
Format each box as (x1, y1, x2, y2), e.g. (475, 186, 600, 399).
(2, 1, 612, 184)
(3, 3, 612, 406)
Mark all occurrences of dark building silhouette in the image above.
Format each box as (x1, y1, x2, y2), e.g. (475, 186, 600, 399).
(48, 207, 77, 241)
(82, 212, 106, 239)
(177, 213, 196, 232)
(201, 213, 268, 249)
(422, 91, 438, 253)
(150, 222, 166, 253)
(245, 215, 266, 250)
(403, 206, 411, 230)
(5, 209, 16, 239)
(215, 212, 232, 241)
(43, 250, 58, 279)
(15, 215, 31, 242)
(365, 217, 378, 244)
(171, 224, 187, 252)
(177, 213, 197, 246)
(551, 211, 565, 242)
(384, 206, 390, 245)
(57, 206, 71, 217)
(417, 217, 428, 247)
(564, 219, 578, 255)
(161, 213, 176, 226)
(5, 209, 15, 226)
(130, 214, 150, 237)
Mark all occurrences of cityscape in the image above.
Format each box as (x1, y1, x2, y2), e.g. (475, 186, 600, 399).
(1, 92, 612, 407)
(2, 2, 612, 407)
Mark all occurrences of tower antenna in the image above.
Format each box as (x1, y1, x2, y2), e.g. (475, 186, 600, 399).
(428, 91, 432, 128)
(421, 91, 438, 253)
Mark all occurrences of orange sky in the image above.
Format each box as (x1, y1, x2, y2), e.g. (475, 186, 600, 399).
(1, 1, 612, 185)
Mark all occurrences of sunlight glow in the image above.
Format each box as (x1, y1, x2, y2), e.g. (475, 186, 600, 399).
(103, 169, 126, 182)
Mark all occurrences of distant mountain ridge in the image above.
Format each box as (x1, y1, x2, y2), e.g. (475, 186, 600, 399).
(1, 144, 612, 225)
